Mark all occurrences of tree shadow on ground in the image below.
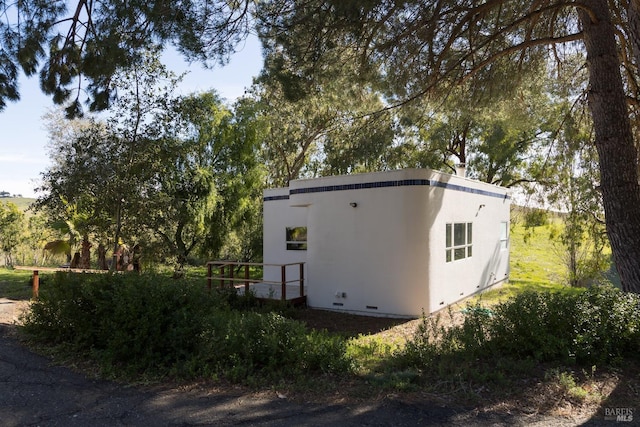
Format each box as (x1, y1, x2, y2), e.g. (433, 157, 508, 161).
(580, 360, 639, 425)
(290, 307, 411, 338)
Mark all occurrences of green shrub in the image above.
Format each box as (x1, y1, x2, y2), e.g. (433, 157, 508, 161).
(487, 291, 578, 362)
(488, 285, 640, 364)
(22, 272, 219, 375)
(399, 284, 640, 376)
(524, 209, 549, 228)
(211, 286, 261, 311)
(198, 311, 350, 382)
(21, 272, 351, 382)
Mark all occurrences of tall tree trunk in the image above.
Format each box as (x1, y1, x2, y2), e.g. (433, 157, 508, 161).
(628, 0, 640, 68)
(111, 199, 123, 271)
(579, 1, 640, 293)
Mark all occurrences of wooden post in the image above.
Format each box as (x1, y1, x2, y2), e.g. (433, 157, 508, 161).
(244, 264, 250, 294)
(299, 263, 304, 297)
(220, 265, 225, 288)
(229, 264, 234, 288)
(281, 265, 286, 301)
(32, 270, 39, 299)
(207, 263, 212, 291)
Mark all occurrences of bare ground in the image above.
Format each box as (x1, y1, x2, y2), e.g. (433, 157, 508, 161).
(0, 298, 29, 327)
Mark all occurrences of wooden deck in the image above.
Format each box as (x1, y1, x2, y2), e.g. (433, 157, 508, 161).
(207, 261, 306, 306)
(234, 282, 306, 305)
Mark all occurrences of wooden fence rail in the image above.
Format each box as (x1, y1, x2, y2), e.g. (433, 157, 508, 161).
(206, 261, 305, 304)
(13, 266, 113, 299)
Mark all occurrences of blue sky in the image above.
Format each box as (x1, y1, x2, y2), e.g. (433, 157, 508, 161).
(0, 36, 263, 198)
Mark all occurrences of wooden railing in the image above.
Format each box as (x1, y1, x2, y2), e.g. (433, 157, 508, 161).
(206, 261, 305, 302)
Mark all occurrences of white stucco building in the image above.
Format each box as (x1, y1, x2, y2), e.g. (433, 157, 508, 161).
(263, 168, 511, 318)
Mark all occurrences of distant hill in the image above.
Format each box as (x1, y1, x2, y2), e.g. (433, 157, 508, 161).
(0, 197, 36, 211)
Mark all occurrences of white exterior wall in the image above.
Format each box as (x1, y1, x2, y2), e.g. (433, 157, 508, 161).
(262, 188, 307, 284)
(262, 169, 511, 318)
(289, 169, 431, 317)
(424, 171, 511, 314)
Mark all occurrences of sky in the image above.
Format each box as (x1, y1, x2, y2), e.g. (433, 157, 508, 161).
(0, 36, 263, 198)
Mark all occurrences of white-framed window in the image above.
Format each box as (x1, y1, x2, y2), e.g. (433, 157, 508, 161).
(286, 227, 307, 250)
(446, 222, 472, 262)
(500, 221, 509, 250)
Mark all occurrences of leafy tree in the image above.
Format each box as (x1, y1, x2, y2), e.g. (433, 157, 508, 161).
(396, 69, 561, 187)
(0, 201, 24, 266)
(471, 103, 551, 187)
(37, 56, 264, 272)
(319, 107, 397, 176)
(0, 0, 252, 115)
(559, 179, 609, 288)
(34, 109, 99, 261)
(251, 53, 396, 185)
(544, 85, 609, 287)
(140, 91, 262, 274)
(254, 1, 640, 293)
(102, 49, 187, 265)
(5, 1, 640, 292)
(213, 96, 266, 263)
(249, 78, 327, 185)
(551, 139, 609, 287)
(36, 49, 185, 268)
(36, 112, 116, 250)
(22, 213, 53, 266)
(409, 98, 477, 174)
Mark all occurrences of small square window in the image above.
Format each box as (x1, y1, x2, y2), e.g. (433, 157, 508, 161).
(286, 227, 307, 251)
(446, 222, 473, 262)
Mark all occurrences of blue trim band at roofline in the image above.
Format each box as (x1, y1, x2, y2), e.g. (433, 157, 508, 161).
(264, 178, 509, 201)
(429, 180, 510, 199)
(263, 195, 290, 201)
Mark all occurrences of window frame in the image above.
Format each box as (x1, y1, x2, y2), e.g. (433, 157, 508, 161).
(500, 221, 509, 250)
(286, 226, 307, 251)
(446, 222, 473, 262)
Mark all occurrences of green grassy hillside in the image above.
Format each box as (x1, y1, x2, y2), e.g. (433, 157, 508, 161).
(469, 212, 585, 305)
(1, 197, 36, 211)
(510, 219, 566, 286)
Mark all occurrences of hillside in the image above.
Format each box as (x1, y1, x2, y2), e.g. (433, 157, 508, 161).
(0, 197, 36, 211)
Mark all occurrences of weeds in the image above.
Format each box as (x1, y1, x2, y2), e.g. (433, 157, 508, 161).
(543, 366, 608, 405)
(545, 369, 590, 401)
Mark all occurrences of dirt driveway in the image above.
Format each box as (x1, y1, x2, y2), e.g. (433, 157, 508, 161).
(0, 299, 604, 426)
